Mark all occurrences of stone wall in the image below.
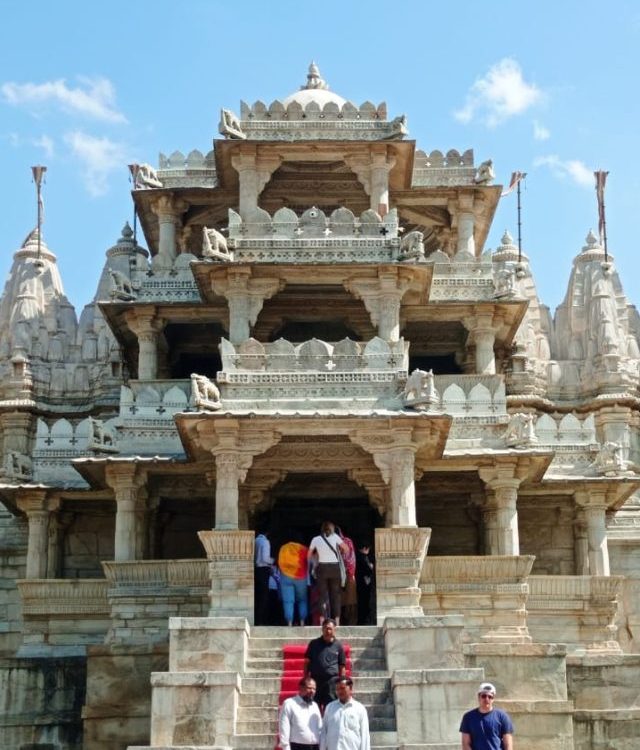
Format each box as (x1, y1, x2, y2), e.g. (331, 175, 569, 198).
(519, 497, 575, 574)
(62, 507, 115, 579)
(0, 508, 27, 653)
(609, 539, 640, 652)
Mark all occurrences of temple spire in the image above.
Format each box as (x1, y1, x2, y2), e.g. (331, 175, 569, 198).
(303, 61, 329, 91)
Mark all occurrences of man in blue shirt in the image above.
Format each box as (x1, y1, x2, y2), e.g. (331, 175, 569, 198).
(459, 682, 514, 750)
(254, 529, 273, 625)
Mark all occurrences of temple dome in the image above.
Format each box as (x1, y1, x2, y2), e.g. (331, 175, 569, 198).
(282, 62, 348, 108)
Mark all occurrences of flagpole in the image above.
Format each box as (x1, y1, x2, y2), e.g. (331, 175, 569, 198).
(601, 189, 609, 265)
(128, 164, 139, 246)
(31, 165, 47, 266)
(516, 178, 523, 264)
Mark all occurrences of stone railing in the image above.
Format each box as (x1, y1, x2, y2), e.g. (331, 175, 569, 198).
(17, 578, 110, 615)
(102, 559, 209, 590)
(535, 413, 597, 445)
(157, 149, 217, 188)
(421, 555, 535, 586)
(241, 98, 388, 121)
(226, 206, 400, 244)
(429, 256, 495, 301)
(219, 337, 408, 374)
(119, 380, 191, 419)
(412, 148, 477, 187)
(130, 258, 201, 301)
(527, 575, 624, 654)
(198, 530, 254, 561)
(434, 374, 506, 416)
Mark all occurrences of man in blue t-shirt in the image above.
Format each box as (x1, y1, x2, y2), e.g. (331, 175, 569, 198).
(459, 682, 514, 750)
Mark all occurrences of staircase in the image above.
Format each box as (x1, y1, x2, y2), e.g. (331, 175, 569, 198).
(234, 625, 397, 750)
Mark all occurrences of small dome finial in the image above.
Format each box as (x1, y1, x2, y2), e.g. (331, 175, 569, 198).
(303, 61, 329, 91)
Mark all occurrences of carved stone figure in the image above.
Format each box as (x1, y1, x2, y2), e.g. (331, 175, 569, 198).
(403, 368, 438, 406)
(108, 269, 138, 300)
(134, 163, 163, 189)
(504, 412, 537, 447)
(219, 109, 246, 140)
(494, 267, 516, 298)
(202, 227, 231, 260)
(88, 417, 118, 453)
(190, 373, 222, 411)
(2, 450, 33, 480)
(398, 230, 425, 261)
(474, 159, 495, 185)
(591, 441, 625, 475)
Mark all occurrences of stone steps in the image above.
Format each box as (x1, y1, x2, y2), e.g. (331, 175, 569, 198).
(238, 688, 393, 708)
(241, 674, 392, 693)
(231, 730, 398, 750)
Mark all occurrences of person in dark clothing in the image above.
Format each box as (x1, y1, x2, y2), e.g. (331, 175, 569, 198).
(254, 529, 273, 625)
(355, 542, 374, 625)
(303, 618, 346, 710)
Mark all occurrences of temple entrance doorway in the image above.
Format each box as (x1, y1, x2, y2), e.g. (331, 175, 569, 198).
(252, 472, 381, 626)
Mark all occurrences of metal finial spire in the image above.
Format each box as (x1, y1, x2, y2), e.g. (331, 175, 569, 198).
(304, 61, 329, 91)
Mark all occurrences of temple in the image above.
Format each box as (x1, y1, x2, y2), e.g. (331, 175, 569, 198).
(1, 63, 639, 749)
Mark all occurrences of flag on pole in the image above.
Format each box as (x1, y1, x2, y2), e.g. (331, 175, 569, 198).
(501, 171, 527, 197)
(594, 170, 609, 247)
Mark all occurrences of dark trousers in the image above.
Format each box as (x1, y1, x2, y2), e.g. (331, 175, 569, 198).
(254, 566, 270, 625)
(314, 674, 339, 710)
(316, 563, 341, 620)
(291, 744, 319, 750)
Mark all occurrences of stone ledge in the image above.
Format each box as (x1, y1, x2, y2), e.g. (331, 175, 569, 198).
(573, 708, 640, 720)
(463, 642, 567, 656)
(169, 616, 249, 632)
(149, 670, 241, 688)
(498, 700, 574, 712)
(383, 615, 464, 630)
(393, 667, 483, 686)
(566, 652, 640, 667)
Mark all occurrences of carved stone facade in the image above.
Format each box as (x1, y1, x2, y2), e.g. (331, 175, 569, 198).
(1, 64, 640, 749)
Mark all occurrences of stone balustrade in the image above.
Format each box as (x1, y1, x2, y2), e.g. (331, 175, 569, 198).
(120, 381, 191, 419)
(434, 373, 506, 416)
(412, 148, 477, 187)
(219, 336, 408, 373)
(420, 555, 534, 644)
(16, 578, 110, 653)
(157, 149, 217, 189)
(198, 530, 254, 621)
(101, 559, 209, 644)
(226, 205, 400, 245)
(527, 574, 624, 654)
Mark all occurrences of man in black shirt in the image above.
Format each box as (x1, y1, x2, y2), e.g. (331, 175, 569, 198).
(303, 618, 346, 710)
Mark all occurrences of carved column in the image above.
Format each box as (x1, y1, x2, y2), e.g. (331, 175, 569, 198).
(231, 150, 280, 219)
(479, 467, 521, 555)
(17, 491, 60, 578)
(375, 527, 430, 621)
(575, 492, 610, 575)
(212, 453, 247, 530)
(0, 411, 33, 455)
(213, 270, 281, 345)
(464, 313, 496, 375)
(105, 464, 147, 561)
(151, 195, 188, 266)
(370, 146, 396, 216)
(456, 194, 475, 255)
(125, 310, 164, 380)
(346, 271, 409, 343)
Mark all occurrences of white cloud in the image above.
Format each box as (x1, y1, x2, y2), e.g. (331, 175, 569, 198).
(455, 58, 542, 127)
(533, 120, 550, 141)
(64, 131, 126, 197)
(33, 134, 55, 157)
(1, 77, 127, 124)
(534, 155, 593, 188)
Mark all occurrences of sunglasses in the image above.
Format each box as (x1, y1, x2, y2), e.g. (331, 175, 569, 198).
(479, 693, 494, 699)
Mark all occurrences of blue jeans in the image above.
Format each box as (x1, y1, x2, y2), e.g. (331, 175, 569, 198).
(280, 574, 308, 624)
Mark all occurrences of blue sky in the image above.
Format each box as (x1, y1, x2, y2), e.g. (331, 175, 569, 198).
(1, 0, 639, 316)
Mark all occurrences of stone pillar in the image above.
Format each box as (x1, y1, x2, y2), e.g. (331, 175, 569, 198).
(105, 464, 147, 562)
(375, 527, 430, 621)
(213, 453, 245, 530)
(370, 146, 396, 216)
(151, 195, 188, 266)
(0, 411, 33, 455)
(378, 288, 403, 341)
(346, 273, 408, 343)
(231, 151, 280, 219)
(465, 313, 496, 375)
(198, 530, 255, 620)
(213, 271, 281, 345)
(479, 468, 521, 555)
(456, 195, 476, 256)
(126, 310, 164, 380)
(17, 491, 60, 579)
(575, 493, 610, 575)
(388, 448, 417, 527)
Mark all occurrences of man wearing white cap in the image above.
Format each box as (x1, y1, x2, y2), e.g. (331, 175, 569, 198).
(459, 682, 513, 750)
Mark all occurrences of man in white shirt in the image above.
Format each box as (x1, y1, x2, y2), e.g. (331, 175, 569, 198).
(280, 677, 322, 750)
(308, 521, 348, 624)
(320, 677, 370, 750)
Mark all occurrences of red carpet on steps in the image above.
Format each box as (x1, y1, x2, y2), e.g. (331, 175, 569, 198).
(278, 644, 352, 704)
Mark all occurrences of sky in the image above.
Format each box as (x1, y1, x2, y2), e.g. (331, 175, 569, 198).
(1, 0, 639, 317)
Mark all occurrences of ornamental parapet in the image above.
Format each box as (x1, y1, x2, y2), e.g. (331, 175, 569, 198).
(411, 149, 477, 187)
(17, 578, 110, 615)
(527, 575, 623, 604)
(429, 257, 496, 301)
(197, 530, 254, 560)
(157, 149, 218, 188)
